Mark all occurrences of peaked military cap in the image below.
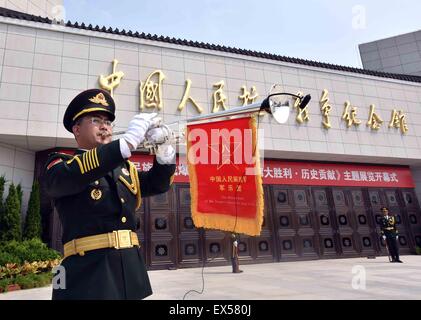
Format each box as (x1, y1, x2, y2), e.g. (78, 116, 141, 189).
(63, 89, 115, 132)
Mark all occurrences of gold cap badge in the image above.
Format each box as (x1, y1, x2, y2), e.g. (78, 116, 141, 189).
(89, 93, 109, 107)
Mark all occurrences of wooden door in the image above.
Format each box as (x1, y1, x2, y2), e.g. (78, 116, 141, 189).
(311, 187, 340, 258)
(146, 187, 177, 270)
(399, 189, 421, 252)
(331, 188, 360, 257)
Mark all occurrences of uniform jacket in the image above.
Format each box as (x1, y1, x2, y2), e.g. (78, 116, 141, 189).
(380, 215, 399, 239)
(44, 139, 175, 300)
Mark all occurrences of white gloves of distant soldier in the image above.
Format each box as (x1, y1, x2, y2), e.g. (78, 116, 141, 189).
(123, 113, 160, 151)
(396, 235, 399, 240)
(382, 235, 386, 240)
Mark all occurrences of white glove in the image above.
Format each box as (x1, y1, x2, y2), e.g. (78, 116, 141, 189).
(123, 113, 160, 150)
(155, 143, 175, 165)
(145, 126, 170, 145)
(396, 235, 399, 240)
(382, 235, 386, 240)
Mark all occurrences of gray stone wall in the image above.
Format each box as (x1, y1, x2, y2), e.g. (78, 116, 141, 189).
(360, 30, 421, 76)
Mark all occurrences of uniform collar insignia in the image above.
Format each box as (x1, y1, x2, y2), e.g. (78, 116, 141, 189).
(89, 92, 109, 106)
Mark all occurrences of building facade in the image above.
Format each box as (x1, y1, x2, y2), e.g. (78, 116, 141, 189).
(360, 30, 421, 76)
(0, 5, 421, 269)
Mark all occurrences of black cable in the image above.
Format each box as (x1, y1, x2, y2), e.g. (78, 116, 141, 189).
(182, 240, 218, 300)
(182, 250, 206, 300)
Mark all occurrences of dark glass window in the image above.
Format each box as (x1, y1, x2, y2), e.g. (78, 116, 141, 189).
(155, 245, 168, 256)
(338, 215, 347, 225)
(342, 238, 352, 247)
(370, 192, 379, 204)
(185, 244, 196, 255)
(320, 215, 330, 225)
(303, 239, 312, 248)
(280, 216, 290, 227)
(283, 240, 293, 250)
(409, 215, 417, 224)
(362, 237, 371, 247)
(277, 192, 287, 203)
(299, 215, 309, 226)
(184, 217, 194, 229)
(210, 243, 220, 254)
(155, 218, 167, 230)
(405, 193, 412, 204)
(324, 238, 333, 248)
(238, 242, 247, 252)
(259, 241, 268, 251)
(399, 236, 407, 246)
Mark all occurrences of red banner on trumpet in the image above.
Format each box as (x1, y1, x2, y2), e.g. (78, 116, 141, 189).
(186, 117, 264, 237)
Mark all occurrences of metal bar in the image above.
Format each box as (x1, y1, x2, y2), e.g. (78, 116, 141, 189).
(186, 101, 264, 123)
(113, 101, 264, 136)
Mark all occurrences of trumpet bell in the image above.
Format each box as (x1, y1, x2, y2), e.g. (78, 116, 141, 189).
(269, 97, 291, 124)
(267, 84, 291, 124)
(264, 84, 311, 124)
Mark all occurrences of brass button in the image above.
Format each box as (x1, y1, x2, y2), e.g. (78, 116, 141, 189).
(121, 216, 127, 223)
(94, 180, 99, 185)
(120, 198, 125, 204)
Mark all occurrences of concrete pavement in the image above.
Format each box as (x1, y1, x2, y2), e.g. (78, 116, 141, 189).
(1, 255, 420, 300)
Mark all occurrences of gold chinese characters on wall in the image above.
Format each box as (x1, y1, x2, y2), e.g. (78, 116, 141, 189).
(318, 89, 408, 134)
(98, 60, 409, 134)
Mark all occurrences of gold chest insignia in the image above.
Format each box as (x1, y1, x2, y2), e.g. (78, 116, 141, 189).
(91, 189, 102, 200)
(122, 168, 130, 176)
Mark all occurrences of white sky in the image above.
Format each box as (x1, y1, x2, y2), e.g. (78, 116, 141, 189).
(63, 0, 421, 68)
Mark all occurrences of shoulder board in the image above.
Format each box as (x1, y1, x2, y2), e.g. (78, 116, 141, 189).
(48, 152, 73, 161)
(49, 152, 73, 158)
(45, 152, 73, 170)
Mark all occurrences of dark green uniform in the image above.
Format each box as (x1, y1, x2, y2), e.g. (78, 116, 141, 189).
(44, 139, 175, 299)
(380, 215, 400, 262)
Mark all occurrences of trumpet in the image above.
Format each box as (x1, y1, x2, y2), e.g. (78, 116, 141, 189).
(114, 85, 311, 152)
